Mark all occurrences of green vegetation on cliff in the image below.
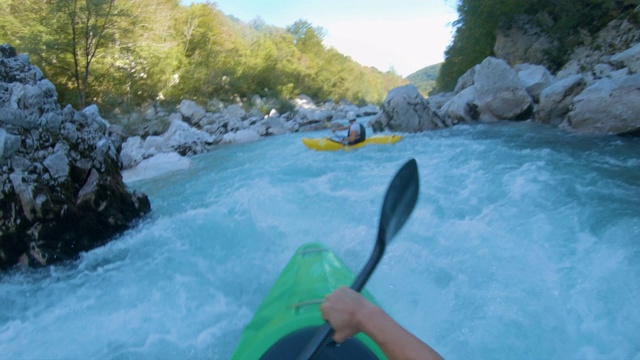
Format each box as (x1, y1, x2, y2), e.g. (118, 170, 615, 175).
(435, 0, 640, 92)
(0, 0, 406, 116)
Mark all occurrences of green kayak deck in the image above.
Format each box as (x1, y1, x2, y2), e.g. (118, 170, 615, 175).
(231, 243, 386, 359)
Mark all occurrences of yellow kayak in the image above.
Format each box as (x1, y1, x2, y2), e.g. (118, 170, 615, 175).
(301, 135, 403, 151)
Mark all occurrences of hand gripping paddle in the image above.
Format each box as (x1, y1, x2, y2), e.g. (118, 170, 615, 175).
(297, 158, 420, 360)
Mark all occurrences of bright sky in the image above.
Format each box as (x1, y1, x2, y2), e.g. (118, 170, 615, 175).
(182, 0, 459, 77)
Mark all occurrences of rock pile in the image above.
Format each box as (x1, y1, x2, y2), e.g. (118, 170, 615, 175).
(118, 96, 380, 179)
(371, 18, 640, 136)
(0, 44, 150, 271)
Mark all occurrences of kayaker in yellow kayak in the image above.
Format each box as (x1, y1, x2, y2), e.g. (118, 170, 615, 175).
(332, 111, 366, 145)
(321, 286, 444, 360)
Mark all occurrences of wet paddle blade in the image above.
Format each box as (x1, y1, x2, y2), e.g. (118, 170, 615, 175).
(379, 158, 420, 244)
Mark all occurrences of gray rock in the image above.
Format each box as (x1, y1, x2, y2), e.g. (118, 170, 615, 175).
(473, 57, 533, 122)
(251, 95, 263, 107)
(82, 104, 110, 130)
(536, 75, 586, 126)
(0, 44, 17, 58)
(454, 67, 476, 93)
(564, 74, 640, 134)
(358, 105, 380, 116)
(610, 43, 640, 73)
(223, 104, 246, 119)
(221, 128, 261, 144)
(0, 129, 20, 162)
(372, 84, 444, 132)
(41, 111, 63, 133)
(264, 117, 288, 135)
(515, 63, 555, 102)
(0, 43, 150, 271)
(179, 99, 206, 125)
(43, 152, 69, 180)
(441, 86, 478, 124)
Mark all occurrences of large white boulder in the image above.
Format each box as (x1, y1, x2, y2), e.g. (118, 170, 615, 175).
(162, 118, 213, 154)
(473, 57, 533, 122)
(564, 74, 640, 134)
(370, 84, 442, 132)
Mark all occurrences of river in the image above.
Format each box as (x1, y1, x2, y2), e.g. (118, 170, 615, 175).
(1, 121, 639, 359)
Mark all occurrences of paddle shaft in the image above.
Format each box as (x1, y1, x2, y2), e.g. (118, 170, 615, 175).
(297, 159, 419, 360)
(300, 239, 387, 358)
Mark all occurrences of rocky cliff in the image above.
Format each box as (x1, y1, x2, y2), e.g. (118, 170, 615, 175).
(371, 14, 640, 136)
(0, 44, 150, 271)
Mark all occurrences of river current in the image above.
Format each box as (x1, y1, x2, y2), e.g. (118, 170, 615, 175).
(1, 121, 639, 359)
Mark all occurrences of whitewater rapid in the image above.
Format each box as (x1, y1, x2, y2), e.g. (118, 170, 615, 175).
(1, 121, 639, 359)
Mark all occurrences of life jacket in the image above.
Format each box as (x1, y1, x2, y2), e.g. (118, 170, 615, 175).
(347, 123, 366, 145)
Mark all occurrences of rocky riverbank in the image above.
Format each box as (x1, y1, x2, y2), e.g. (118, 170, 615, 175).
(0, 44, 150, 271)
(370, 17, 640, 136)
(1, 13, 638, 271)
(117, 96, 380, 182)
(119, 16, 640, 184)
(0, 42, 378, 270)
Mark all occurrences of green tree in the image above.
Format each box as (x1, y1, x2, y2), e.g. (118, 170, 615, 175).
(41, 0, 120, 107)
(95, 0, 184, 111)
(287, 19, 326, 55)
(5, 1, 406, 116)
(435, 0, 633, 93)
(0, 2, 22, 44)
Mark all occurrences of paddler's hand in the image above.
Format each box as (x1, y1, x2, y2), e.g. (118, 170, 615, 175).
(320, 286, 376, 343)
(322, 288, 445, 360)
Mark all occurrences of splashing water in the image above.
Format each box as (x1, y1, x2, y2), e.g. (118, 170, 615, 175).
(1, 122, 639, 359)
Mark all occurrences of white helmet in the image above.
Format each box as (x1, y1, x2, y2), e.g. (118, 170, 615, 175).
(347, 111, 356, 121)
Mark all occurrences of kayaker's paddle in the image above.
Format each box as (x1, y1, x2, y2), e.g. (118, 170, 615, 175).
(297, 158, 420, 360)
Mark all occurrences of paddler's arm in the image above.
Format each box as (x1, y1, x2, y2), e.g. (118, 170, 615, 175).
(321, 286, 443, 360)
(344, 131, 358, 144)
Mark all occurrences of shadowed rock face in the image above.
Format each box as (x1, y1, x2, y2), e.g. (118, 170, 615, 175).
(0, 44, 150, 271)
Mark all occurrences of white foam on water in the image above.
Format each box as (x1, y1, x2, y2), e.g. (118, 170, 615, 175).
(1, 123, 639, 359)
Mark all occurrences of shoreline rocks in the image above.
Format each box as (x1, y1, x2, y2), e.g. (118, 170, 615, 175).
(1, 13, 637, 270)
(1, 44, 150, 271)
(372, 17, 640, 136)
(117, 95, 381, 181)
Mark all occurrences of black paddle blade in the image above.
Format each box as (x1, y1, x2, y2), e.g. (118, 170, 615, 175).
(378, 158, 420, 245)
(350, 158, 420, 292)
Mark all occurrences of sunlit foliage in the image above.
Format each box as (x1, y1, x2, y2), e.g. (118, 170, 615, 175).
(1, 0, 406, 117)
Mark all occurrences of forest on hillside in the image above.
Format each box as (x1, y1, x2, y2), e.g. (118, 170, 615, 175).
(435, 0, 640, 92)
(406, 63, 441, 96)
(4, 0, 637, 119)
(0, 0, 407, 118)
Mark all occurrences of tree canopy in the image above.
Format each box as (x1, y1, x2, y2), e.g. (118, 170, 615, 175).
(1, 0, 406, 117)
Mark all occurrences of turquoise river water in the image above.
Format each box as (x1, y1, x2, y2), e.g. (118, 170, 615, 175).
(1, 121, 639, 359)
